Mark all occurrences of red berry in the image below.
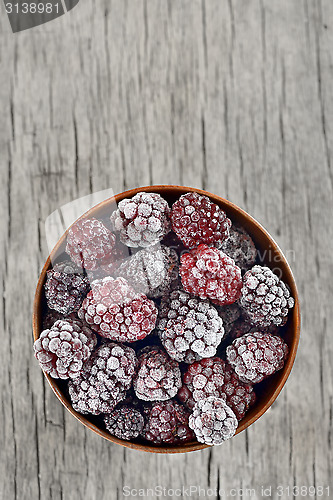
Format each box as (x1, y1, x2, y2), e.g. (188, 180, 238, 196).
(178, 358, 255, 421)
(142, 400, 194, 444)
(66, 218, 116, 271)
(78, 277, 158, 342)
(189, 396, 238, 445)
(110, 192, 171, 248)
(134, 347, 182, 401)
(33, 319, 97, 379)
(171, 192, 231, 249)
(226, 332, 289, 384)
(180, 244, 242, 306)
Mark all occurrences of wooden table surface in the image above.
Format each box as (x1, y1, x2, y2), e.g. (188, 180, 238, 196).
(1, 1, 332, 499)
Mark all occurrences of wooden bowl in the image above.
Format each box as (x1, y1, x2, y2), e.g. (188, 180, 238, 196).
(33, 185, 300, 453)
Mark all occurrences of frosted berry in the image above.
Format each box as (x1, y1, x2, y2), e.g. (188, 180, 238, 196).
(133, 346, 182, 401)
(78, 277, 157, 342)
(171, 192, 231, 249)
(178, 358, 255, 420)
(33, 319, 97, 379)
(226, 332, 288, 384)
(189, 396, 238, 445)
(240, 266, 295, 327)
(68, 343, 137, 415)
(104, 405, 144, 440)
(142, 400, 194, 444)
(66, 218, 116, 271)
(180, 244, 242, 306)
(116, 245, 179, 298)
(178, 358, 224, 407)
(157, 289, 225, 364)
(220, 225, 257, 270)
(110, 192, 171, 248)
(44, 266, 90, 315)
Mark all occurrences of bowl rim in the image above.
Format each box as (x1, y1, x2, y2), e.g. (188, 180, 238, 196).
(32, 184, 301, 454)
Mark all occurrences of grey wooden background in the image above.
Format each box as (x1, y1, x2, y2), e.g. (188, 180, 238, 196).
(1, 1, 332, 499)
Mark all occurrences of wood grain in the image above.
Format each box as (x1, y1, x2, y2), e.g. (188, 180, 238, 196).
(0, 0, 332, 499)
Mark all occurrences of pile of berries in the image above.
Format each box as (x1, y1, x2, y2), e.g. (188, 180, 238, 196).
(34, 190, 295, 448)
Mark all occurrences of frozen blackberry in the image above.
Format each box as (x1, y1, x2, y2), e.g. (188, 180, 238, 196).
(110, 192, 171, 248)
(171, 192, 231, 249)
(44, 267, 90, 315)
(240, 265, 295, 327)
(178, 358, 255, 421)
(161, 231, 188, 257)
(68, 343, 137, 415)
(34, 319, 97, 379)
(220, 225, 257, 270)
(133, 346, 182, 401)
(42, 310, 78, 330)
(142, 400, 194, 444)
(216, 303, 242, 335)
(116, 245, 179, 298)
(226, 332, 288, 384)
(104, 405, 144, 441)
(189, 396, 238, 445)
(180, 244, 243, 306)
(229, 316, 279, 341)
(66, 218, 116, 271)
(78, 277, 157, 342)
(178, 358, 224, 407)
(157, 289, 225, 364)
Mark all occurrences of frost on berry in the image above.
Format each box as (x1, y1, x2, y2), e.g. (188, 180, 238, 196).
(189, 396, 238, 445)
(142, 400, 194, 444)
(180, 244, 243, 306)
(104, 405, 144, 440)
(171, 192, 231, 249)
(68, 343, 137, 415)
(133, 346, 182, 401)
(178, 358, 255, 421)
(220, 224, 257, 270)
(240, 265, 295, 327)
(78, 277, 158, 342)
(110, 192, 171, 248)
(44, 265, 90, 315)
(33, 319, 97, 379)
(116, 245, 179, 298)
(66, 218, 116, 271)
(157, 290, 225, 363)
(226, 332, 289, 384)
